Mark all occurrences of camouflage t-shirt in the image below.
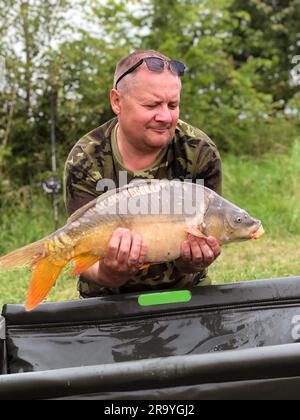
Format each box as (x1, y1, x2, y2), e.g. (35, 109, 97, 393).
(64, 117, 222, 297)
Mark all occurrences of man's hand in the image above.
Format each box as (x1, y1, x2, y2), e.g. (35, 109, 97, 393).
(94, 228, 148, 288)
(175, 234, 221, 273)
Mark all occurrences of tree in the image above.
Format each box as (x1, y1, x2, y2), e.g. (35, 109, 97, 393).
(129, 0, 279, 153)
(0, 0, 82, 186)
(228, 0, 300, 103)
(0, 0, 299, 196)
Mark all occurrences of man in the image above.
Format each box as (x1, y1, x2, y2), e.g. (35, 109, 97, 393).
(64, 50, 222, 298)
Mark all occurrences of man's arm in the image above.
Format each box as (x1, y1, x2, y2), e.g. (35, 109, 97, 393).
(195, 140, 222, 195)
(176, 135, 222, 274)
(81, 228, 148, 288)
(64, 146, 99, 216)
(175, 235, 221, 274)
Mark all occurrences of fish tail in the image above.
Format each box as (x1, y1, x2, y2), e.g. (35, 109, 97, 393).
(0, 239, 46, 269)
(25, 257, 67, 311)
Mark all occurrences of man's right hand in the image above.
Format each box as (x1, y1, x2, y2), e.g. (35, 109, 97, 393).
(88, 228, 148, 288)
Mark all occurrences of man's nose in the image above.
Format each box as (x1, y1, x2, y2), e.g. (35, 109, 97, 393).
(154, 105, 173, 124)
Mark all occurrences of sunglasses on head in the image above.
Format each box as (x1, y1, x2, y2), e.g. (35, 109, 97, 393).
(114, 56, 186, 89)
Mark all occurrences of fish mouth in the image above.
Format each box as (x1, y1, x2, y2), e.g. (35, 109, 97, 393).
(251, 224, 265, 240)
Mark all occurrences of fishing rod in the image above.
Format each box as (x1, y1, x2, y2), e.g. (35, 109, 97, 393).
(42, 86, 61, 230)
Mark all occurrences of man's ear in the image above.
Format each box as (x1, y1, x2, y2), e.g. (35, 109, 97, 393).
(110, 88, 121, 115)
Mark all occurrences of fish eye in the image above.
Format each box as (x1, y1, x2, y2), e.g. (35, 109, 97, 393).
(236, 216, 242, 223)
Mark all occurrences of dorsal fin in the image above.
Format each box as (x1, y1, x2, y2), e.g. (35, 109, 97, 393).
(67, 197, 99, 223)
(67, 179, 163, 223)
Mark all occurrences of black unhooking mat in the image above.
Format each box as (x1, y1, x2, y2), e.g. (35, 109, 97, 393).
(2, 276, 300, 399)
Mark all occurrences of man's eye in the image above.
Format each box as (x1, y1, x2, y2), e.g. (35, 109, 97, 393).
(169, 104, 178, 109)
(146, 104, 157, 109)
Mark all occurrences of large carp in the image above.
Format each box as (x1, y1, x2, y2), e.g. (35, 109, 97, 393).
(0, 180, 264, 310)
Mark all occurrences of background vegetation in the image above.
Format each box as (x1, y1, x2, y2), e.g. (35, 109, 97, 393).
(0, 0, 299, 306)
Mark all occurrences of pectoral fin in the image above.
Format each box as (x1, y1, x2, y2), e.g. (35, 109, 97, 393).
(186, 224, 208, 239)
(138, 263, 151, 270)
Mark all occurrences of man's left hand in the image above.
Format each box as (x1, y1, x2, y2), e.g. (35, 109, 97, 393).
(175, 235, 221, 273)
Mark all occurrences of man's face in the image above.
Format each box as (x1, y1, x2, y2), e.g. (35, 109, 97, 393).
(112, 66, 181, 152)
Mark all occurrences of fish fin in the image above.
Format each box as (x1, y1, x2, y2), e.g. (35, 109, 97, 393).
(28, 250, 47, 270)
(67, 198, 99, 223)
(0, 238, 46, 270)
(25, 257, 65, 311)
(186, 224, 207, 239)
(138, 263, 151, 270)
(71, 254, 101, 276)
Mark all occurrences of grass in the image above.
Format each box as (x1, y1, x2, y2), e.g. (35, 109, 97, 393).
(0, 196, 79, 307)
(209, 141, 300, 284)
(1, 142, 300, 308)
(209, 236, 300, 284)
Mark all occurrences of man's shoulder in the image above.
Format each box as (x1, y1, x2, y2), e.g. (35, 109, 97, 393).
(176, 119, 218, 152)
(174, 120, 222, 193)
(65, 118, 117, 169)
(73, 118, 117, 152)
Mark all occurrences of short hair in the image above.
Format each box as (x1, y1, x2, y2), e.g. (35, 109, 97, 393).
(113, 50, 171, 90)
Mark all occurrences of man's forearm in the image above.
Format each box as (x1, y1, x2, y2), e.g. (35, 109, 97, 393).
(81, 261, 130, 288)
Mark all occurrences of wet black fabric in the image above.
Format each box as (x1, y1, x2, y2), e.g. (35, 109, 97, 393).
(0, 341, 5, 375)
(1, 343, 300, 400)
(2, 277, 300, 399)
(51, 376, 300, 400)
(3, 277, 300, 373)
(0, 317, 5, 374)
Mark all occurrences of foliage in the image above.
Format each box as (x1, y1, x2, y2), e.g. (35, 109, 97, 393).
(0, 0, 299, 193)
(228, 0, 300, 102)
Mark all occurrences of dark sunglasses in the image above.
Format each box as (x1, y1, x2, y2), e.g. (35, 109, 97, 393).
(115, 57, 186, 89)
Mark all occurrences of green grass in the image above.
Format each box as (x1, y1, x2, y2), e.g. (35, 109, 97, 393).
(209, 141, 300, 284)
(1, 142, 300, 308)
(0, 196, 79, 307)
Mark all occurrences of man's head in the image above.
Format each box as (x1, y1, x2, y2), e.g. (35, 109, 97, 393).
(110, 50, 186, 153)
